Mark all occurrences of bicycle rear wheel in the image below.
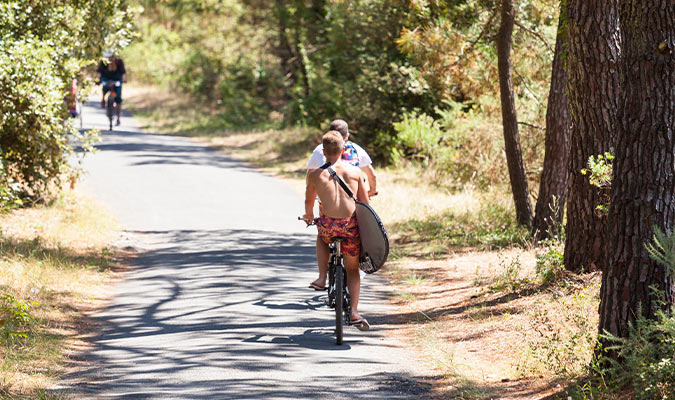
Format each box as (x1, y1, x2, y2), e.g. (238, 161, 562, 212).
(334, 257, 344, 345)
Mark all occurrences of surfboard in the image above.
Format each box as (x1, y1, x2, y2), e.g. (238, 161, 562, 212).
(355, 201, 389, 273)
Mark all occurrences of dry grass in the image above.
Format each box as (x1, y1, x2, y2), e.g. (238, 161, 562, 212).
(385, 251, 600, 399)
(0, 190, 122, 399)
(125, 85, 601, 399)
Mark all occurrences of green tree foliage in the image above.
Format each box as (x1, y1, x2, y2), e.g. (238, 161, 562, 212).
(128, 0, 558, 177)
(128, 0, 440, 144)
(0, 0, 134, 208)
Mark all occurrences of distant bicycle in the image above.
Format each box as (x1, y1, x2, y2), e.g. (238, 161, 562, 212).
(101, 80, 121, 131)
(300, 217, 352, 345)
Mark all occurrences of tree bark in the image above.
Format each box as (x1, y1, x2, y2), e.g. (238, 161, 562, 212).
(532, 9, 570, 240)
(599, 0, 675, 342)
(497, 0, 532, 227)
(563, 0, 621, 272)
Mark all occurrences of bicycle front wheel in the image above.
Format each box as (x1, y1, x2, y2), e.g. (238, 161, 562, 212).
(334, 258, 344, 345)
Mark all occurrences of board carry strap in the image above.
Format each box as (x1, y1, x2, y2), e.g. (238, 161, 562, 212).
(320, 162, 356, 200)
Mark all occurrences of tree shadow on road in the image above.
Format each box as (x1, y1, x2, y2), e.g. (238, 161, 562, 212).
(57, 228, 433, 399)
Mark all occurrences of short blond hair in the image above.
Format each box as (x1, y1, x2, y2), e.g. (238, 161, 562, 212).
(322, 130, 344, 156)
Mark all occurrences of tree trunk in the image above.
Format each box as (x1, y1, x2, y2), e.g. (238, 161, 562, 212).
(563, 0, 621, 272)
(599, 0, 675, 342)
(497, 0, 532, 227)
(532, 9, 570, 240)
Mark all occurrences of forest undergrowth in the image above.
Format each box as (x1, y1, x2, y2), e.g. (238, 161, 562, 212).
(124, 85, 603, 399)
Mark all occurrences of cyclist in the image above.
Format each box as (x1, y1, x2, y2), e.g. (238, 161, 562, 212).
(97, 51, 127, 126)
(307, 119, 377, 292)
(303, 131, 371, 330)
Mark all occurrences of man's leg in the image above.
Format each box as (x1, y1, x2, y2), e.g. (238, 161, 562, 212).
(115, 86, 122, 124)
(343, 254, 360, 317)
(115, 101, 121, 124)
(311, 236, 329, 289)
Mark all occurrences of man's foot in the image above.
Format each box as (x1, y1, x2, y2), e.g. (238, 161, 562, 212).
(309, 281, 326, 291)
(100, 100, 105, 108)
(116, 118, 121, 126)
(350, 311, 370, 331)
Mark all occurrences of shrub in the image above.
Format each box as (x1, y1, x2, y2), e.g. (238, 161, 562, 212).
(392, 112, 443, 163)
(389, 100, 510, 189)
(517, 285, 599, 378)
(0, 293, 37, 343)
(0, 38, 73, 200)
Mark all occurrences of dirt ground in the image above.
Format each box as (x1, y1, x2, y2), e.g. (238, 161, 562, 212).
(382, 249, 572, 399)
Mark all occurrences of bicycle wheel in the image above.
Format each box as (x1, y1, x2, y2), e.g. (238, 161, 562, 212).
(334, 257, 344, 345)
(343, 274, 351, 326)
(327, 261, 336, 308)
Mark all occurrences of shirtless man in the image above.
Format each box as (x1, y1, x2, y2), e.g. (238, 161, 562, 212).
(307, 119, 377, 291)
(303, 131, 370, 329)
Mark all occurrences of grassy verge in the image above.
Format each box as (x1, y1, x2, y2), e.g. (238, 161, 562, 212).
(0, 190, 120, 399)
(125, 84, 601, 399)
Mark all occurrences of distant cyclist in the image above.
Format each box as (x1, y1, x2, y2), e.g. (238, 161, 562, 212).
(97, 51, 127, 126)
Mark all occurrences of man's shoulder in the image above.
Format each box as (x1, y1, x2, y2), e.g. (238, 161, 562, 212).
(308, 166, 327, 179)
(335, 162, 360, 177)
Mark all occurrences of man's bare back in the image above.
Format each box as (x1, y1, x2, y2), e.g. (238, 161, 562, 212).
(307, 160, 367, 218)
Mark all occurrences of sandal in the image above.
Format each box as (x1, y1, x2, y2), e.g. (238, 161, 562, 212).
(309, 282, 326, 291)
(350, 316, 370, 331)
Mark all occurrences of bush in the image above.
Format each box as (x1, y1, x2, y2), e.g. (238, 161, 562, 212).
(0, 38, 73, 200)
(392, 112, 443, 163)
(389, 99, 510, 188)
(599, 309, 675, 400)
(0, 293, 37, 343)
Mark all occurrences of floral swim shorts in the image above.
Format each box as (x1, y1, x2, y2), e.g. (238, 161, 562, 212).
(317, 213, 361, 257)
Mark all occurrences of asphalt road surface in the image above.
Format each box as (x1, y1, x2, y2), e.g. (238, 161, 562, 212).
(63, 99, 431, 399)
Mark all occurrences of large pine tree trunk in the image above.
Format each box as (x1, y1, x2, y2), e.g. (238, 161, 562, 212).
(497, 0, 532, 227)
(599, 0, 675, 340)
(532, 10, 570, 240)
(563, 0, 621, 272)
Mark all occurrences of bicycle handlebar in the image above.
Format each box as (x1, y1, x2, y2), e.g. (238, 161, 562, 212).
(100, 80, 122, 87)
(298, 216, 317, 226)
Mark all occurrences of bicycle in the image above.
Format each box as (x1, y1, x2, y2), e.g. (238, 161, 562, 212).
(102, 80, 121, 131)
(300, 217, 352, 345)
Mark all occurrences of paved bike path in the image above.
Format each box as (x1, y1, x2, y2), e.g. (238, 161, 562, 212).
(63, 100, 431, 399)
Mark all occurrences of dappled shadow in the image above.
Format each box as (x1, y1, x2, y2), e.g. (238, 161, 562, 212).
(57, 228, 432, 399)
(383, 284, 544, 327)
